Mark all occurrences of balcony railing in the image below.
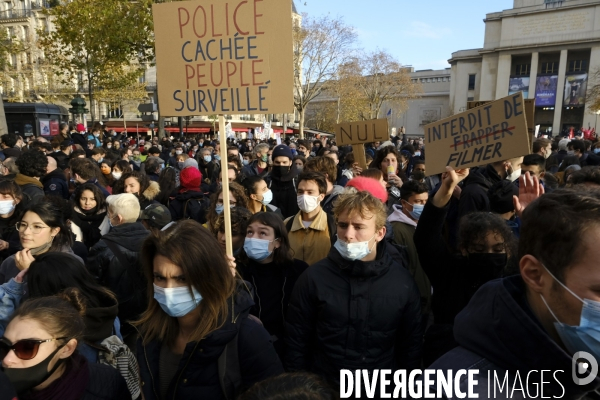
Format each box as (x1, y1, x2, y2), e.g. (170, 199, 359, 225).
(31, 2, 51, 9)
(0, 9, 32, 20)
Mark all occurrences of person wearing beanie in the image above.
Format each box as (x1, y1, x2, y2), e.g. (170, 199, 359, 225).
(284, 171, 336, 266)
(346, 176, 389, 203)
(269, 144, 300, 219)
(72, 123, 88, 148)
(140, 203, 172, 233)
(168, 166, 209, 223)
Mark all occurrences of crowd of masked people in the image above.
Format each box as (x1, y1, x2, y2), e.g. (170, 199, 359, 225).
(0, 120, 598, 400)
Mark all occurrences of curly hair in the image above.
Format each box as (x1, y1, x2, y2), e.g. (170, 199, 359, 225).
(118, 170, 150, 196)
(206, 182, 249, 233)
(15, 149, 48, 177)
(371, 146, 400, 174)
(73, 183, 107, 212)
(458, 212, 517, 258)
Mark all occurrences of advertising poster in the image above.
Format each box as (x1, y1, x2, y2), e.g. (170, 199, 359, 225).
(39, 120, 50, 136)
(564, 74, 588, 106)
(535, 75, 558, 106)
(509, 77, 530, 99)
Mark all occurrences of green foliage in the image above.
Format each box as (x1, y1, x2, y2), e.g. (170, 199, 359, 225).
(38, 0, 155, 120)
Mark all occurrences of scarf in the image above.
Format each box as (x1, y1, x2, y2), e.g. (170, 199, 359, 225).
(20, 354, 89, 400)
(71, 207, 107, 248)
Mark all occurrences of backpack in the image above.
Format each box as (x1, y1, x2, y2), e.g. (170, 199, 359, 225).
(183, 196, 210, 224)
(98, 335, 142, 399)
(285, 212, 337, 247)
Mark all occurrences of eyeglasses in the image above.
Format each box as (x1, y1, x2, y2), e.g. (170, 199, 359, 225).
(16, 222, 51, 234)
(0, 337, 67, 360)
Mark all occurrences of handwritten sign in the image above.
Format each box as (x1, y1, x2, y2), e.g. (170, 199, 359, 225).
(152, 0, 294, 116)
(335, 119, 389, 145)
(469, 98, 535, 151)
(425, 92, 529, 176)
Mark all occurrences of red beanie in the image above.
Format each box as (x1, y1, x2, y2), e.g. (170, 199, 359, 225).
(180, 166, 202, 191)
(76, 123, 85, 132)
(346, 176, 388, 203)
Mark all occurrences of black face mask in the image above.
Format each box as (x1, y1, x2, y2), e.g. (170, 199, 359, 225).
(465, 252, 507, 291)
(3, 345, 66, 395)
(271, 165, 290, 179)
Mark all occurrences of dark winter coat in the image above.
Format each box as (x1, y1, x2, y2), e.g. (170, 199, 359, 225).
(241, 160, 269, 180)
(237, 257, 308, 357)
(427, 276, 600, 399)
(137, 286, 283, 400)
(457, 164, 501, 219)
(41, 168, 70, 199)
(168, 190, 208, 222)
(72, 132, 88, 148)
(83, 357, 130, 399)
(85, 222, 149, 333)
(0, 207, 22, 262)
(50, 151, 71, 171)
(285, 241, 423, 384)
(70, 207, 109, 250)
(269, 166, 299, 219)
(14, 174, 44, 207)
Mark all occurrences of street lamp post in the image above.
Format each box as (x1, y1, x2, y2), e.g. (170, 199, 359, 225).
(595, 110, 600, 131)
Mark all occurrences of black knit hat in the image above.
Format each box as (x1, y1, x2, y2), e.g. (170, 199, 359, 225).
(272, 144, 293, 160)
(488, 180, 519, 214)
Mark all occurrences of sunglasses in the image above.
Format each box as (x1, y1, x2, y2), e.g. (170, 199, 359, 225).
(0, 337, 67, 360)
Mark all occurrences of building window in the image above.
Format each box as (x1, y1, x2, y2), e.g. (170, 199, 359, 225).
(515, 64, 530, 76)
(468, 74, 476, 90)
(541, 62, 558, 74)
(568, 60, 587, 73)
(467, 96, 474, 101)
(108, 103, 123, 119)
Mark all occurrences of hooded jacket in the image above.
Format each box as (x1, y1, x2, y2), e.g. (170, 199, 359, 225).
(14, 173, 44, 207)
(168, 190, 208, 223)
(137, 286, 283, 400)
(269, 165, 299, 219)
(388, 204, 432, 318)
(78, 291, 120, 363)
(457, 164, 502, 219)
(321, 184, 345, 215)
(41, 168, 70, 200)
(139, 181, 160, 211)
(429, 276, 600, 399)
(285, 241, 422, 384)
(85, 222, 149, 334)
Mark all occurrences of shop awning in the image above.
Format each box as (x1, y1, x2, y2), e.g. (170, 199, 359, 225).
(164, 127, 211, 133)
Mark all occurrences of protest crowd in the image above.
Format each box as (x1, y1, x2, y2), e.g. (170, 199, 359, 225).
(0, 121, 598, 400)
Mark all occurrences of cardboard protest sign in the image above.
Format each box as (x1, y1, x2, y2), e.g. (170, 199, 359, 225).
(335, 119, 389, 146)
(335, 119, 389, 170)
(468, 98, 535, 151)
(152, 0, 294, 116)
(425, 92, 529, 176)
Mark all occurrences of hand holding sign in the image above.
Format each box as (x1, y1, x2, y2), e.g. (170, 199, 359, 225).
(424, 93, 530, 176)
(335, 119, 389, 170)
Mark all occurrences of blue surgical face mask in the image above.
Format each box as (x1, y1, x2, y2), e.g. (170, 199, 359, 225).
(594, 148, 600, 154)
(204, 155, 212, 163)
(334, 234, 377, 261)
(260, 190, 273, 205)
(153, 284, 202, 317)
(215, 155, 221, 161)
(0, 200, 15, 215)
(244, 237, 277, 262)
(243, 159, 249, 166)
(215, 203, 236, 214)
(405, 201, 424, 220)
(540, 264, 600, 360)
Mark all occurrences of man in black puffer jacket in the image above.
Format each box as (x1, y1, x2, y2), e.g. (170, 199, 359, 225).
(285, 188, 422, 388)
(86, 193, 149, 337)
(269, 145, 300, 219)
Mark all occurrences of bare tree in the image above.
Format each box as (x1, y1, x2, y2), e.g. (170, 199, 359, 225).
(354, 50, 422, 120)
(587, 68, 600, 112)
(294, 14, 357, 138)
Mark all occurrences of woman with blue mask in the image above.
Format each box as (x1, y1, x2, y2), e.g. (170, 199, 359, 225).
(204, 182, 248, 233)
(242, 176, 282, 216)
(134, 220, 283, 400)
(237, 212, 308, 358)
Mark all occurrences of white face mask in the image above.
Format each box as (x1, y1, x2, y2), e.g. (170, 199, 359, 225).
(506, 167, 521, 182)
(334, 234, 377, 261)
(176, 150, 183, 155)
(112, 171, 122, 180)
(0, 200, 15, 215)
(297, 194, 321, 213)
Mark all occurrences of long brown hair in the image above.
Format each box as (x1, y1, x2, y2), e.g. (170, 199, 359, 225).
(206, 182, 249, 233)
(133, 220, 236, 345)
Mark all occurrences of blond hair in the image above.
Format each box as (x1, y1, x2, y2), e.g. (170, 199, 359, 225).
(333, 187, 387, 231)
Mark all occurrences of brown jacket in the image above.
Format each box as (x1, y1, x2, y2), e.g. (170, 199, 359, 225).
(285, 209, 332, 266)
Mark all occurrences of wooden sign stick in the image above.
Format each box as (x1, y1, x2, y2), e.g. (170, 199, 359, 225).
(352, 144, 368, 171)
(218, 115, 233, 257)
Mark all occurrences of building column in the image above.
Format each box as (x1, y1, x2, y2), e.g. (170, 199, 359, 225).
(552, 49, 568, 135)
(528, 52, 539, 100)
(495, 54, 512, 99)
(583, 46, 600, 129)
